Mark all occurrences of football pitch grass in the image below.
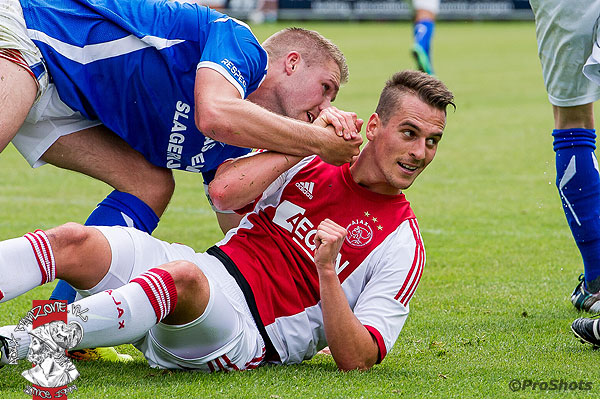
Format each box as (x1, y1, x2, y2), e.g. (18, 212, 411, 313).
(1, 20, 600, 398)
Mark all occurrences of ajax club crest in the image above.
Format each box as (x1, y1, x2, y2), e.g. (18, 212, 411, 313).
(345, 219, 373, 247)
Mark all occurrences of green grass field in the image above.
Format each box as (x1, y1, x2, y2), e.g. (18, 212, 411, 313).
(2, 20, 600, 398)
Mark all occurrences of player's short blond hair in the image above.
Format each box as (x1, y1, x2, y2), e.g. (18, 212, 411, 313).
(262, 27, 349, 84)
(376, 70, 455, 125)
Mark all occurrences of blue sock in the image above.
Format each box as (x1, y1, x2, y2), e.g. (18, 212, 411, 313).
(49, 190, 160, 302)
(84, 190, 160, 233)
(553, 128, 600, 292)
(414, 19, 435, 56)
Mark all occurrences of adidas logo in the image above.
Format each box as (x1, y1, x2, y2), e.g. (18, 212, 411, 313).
(295, 181, 314, 199)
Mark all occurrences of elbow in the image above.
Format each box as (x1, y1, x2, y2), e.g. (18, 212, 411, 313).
(331, 345, 378, 372)
(195, 102, 228, 140)
(207, 182, 233, 211)
(336, 360, 373, 372)
(334, 356, 375, 372)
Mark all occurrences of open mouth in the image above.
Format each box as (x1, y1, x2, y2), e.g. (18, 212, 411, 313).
(307, 112, 315, 123)
(398, 162, 418, 172)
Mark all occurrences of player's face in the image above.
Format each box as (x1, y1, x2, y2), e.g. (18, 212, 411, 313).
(367, 95, 446, 192)
(279, 57, 341, 123)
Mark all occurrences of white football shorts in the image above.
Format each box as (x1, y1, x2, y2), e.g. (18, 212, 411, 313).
(583, 15, 600, 86)
(0, 0, 100, 167)
(411, 0, 439, 14)
(79, 226, 266, 372)
(530, 0, 600, 107)
(0, 0, 47, 100)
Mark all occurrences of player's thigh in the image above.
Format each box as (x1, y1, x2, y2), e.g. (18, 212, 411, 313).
(139, 254, 266, 371)
(0, 57, 36, 152)
(41, 125, 175, 215)
(0, 0, 45, 151)
(530, 0, 600, 107)
(76, 226, 199, 296)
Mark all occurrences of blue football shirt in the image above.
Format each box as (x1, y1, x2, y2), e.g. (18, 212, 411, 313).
(20, 0, 268, 178)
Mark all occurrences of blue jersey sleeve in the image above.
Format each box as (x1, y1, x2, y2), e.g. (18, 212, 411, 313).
(197, 17, 268, 99)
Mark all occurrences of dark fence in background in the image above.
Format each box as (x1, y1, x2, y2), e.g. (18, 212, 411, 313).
(224, 0, 533, 21)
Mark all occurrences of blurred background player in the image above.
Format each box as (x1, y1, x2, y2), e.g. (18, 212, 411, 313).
(529, 0, 600, 312)
(410, 0, 439, 75)
(248, 0, 278, 24)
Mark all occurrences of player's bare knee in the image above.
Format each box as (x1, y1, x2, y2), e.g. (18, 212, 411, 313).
(131, 167, 174, 216)
(46, 222, 87, 247)
(161, 260, 207, 294)
(46, 223, 112, 288)
(46, 223, 94, 267)
(159, 261, 210, 320)
(147, 167, 175, 202)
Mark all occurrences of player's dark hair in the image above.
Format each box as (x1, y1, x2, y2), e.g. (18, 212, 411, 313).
(376, 70, 455, 125)
(262, 27, 349, 84)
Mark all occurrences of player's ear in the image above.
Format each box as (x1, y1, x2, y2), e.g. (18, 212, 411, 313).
(284, 51, 301, 75)
(365, 113, 380, 141)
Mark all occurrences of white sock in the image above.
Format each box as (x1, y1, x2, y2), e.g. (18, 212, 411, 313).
(69, 268, 178, 349)
(0, 325, 30, 363)
(0, 231, 55, 303)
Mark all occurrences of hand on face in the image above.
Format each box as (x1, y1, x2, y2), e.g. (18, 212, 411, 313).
(318, 131, 363, 166)
(312, 106, 364, 166)
(313, 106, 364, 140)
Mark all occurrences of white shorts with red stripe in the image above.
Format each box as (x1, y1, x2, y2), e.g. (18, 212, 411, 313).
(79, 226, 266, 372)
(0, 0, 47, 100)
(0, 0, 101, 168)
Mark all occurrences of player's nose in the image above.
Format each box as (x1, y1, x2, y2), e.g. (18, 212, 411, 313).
(318, 98, 332, 112)
(409, 139, 426, 160)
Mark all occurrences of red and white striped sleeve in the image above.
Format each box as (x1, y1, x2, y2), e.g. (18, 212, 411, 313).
(350, 218, 425, 363)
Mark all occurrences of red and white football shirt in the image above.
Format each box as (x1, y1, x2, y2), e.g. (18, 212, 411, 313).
(217, 156, 425, 364)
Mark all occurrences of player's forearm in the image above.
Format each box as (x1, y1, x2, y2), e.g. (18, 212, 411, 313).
(197, 98, 361, 166)
(198, 97, 317, 153)
(214, 212, 244, 234)
(209, 151, 302, 211)
(319, 268, 379, 371)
